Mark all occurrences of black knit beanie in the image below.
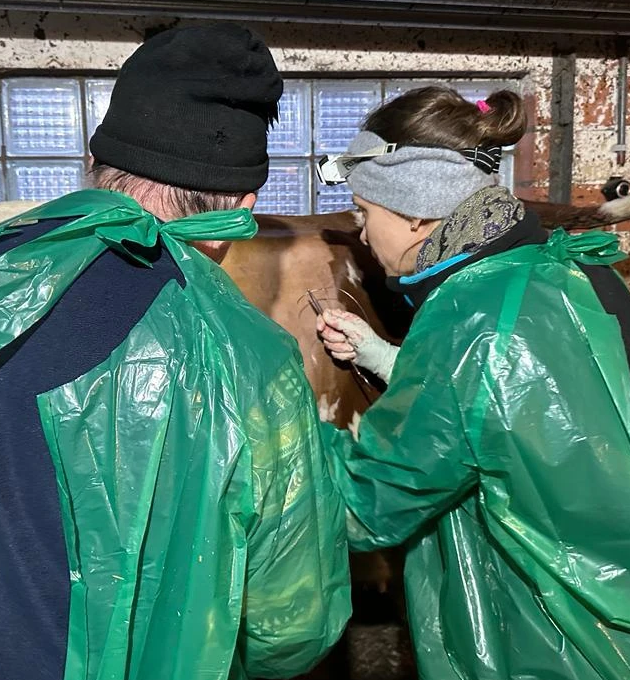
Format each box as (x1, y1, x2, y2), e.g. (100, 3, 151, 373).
(89, 24, 283, 192)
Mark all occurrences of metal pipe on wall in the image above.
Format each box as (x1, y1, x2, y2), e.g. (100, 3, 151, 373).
(615, 51, 628, 166)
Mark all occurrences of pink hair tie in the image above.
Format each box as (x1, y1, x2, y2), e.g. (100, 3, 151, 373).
(476, 100, 492, 114)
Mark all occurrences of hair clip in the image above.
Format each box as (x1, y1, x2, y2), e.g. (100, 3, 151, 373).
(476, 100, 492, 114)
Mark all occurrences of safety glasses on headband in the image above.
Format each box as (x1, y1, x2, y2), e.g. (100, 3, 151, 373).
(316, 142, 501, 186)
(315, 142, 397, 185)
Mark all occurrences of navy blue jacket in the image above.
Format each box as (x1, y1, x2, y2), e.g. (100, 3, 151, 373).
(0, 217, 184, 680)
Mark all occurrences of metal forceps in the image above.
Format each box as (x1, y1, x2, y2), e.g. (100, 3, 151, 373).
(307, 288, 376, 403)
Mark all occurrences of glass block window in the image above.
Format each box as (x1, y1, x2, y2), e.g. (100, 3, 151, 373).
(316, 181, 354, 214)
(267, 81, 311, 156)
(85, 79, 115, 141)
(0, 75, 520, 211)
(0, 76, 115, 201)
(313, 81, 381, 154)
(6, 160, 84, 201)
(256, 160, 311, 215)
(2, 79, 83, 157)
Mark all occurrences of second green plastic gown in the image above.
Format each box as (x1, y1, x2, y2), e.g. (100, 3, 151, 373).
(325, 229, 630, 680)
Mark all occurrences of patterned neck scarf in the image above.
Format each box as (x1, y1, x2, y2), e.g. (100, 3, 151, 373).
(415, 185, 525, 273)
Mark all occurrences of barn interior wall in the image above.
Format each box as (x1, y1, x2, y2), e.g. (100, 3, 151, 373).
(0, 9, 627, 210)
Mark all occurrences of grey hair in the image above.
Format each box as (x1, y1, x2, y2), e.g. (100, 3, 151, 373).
(89, 162, 248, 217)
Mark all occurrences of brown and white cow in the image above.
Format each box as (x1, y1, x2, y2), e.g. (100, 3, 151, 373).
(224, 211, 411, 430)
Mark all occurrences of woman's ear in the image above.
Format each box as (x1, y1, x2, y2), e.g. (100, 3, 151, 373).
(411, 218, 442, 240)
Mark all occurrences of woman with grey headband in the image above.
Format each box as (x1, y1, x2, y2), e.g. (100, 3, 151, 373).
(316, 85, 630, 680)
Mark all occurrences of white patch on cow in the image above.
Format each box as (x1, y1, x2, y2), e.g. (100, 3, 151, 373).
(318, 394, 340, 422)
(598, 195, 630, 227)
(348, 411, 361, 441)
(351, 210, 365, 229)
(345, 259, 361, 287)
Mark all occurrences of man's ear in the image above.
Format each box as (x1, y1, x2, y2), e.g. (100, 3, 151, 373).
(239, 192, 257, 211)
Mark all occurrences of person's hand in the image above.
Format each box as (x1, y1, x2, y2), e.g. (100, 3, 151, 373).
(316, 309, 399, 384)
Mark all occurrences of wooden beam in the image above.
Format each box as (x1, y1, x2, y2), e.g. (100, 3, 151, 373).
(549, 52, 576, 205)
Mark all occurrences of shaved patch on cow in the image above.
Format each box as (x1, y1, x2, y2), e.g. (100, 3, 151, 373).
(348, 411, 361, 441)
(318, 394, 340, 422)
(345, 259, 361, 287)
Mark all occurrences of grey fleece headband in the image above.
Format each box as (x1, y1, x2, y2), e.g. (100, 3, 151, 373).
(346, 131, 495, 219)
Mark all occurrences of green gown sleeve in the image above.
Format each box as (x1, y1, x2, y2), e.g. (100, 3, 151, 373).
(323, 302, 479, 552)
(238, 354, 351, 678)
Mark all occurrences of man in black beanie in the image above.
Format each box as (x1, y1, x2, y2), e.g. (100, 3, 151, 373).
(0, 24, 350, 680)
(90, 23, 281, 221)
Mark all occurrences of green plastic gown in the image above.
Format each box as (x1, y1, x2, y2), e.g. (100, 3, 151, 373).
(324, 229, 630, 680)
(0, 190, 350, 680)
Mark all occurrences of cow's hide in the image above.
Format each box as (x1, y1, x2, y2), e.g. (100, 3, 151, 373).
(224, 211, 412, 430)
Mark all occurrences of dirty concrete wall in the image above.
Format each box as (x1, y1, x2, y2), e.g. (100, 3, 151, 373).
(0, 10, 627, 211)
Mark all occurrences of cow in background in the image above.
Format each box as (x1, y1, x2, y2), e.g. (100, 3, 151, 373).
(1, 196, 628, 432)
